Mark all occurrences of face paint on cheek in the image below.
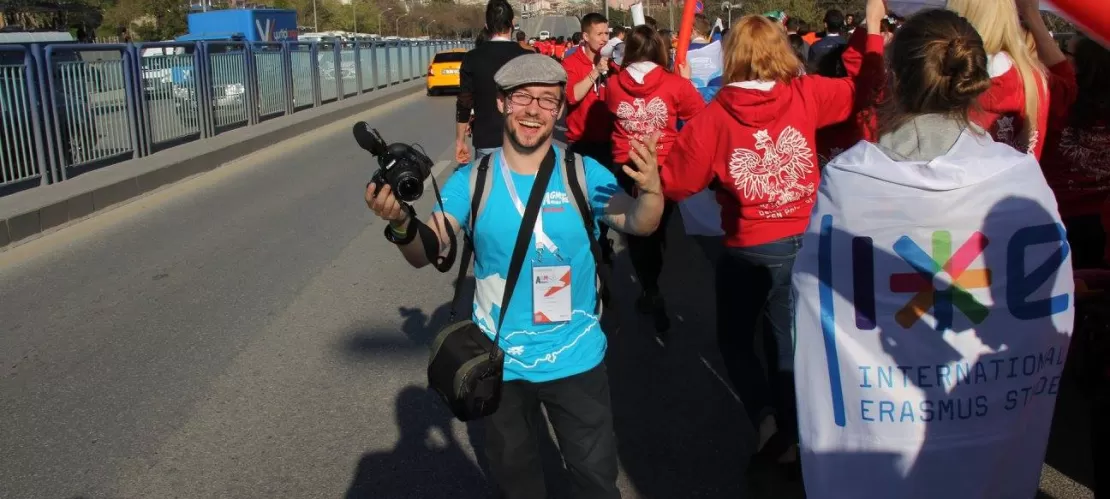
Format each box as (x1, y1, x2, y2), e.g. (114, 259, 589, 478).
(505, 103, 514, 114)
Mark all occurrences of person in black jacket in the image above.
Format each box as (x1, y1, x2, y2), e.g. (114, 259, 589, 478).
(455, 0, 532, 164)
(808, 9, 847, 75)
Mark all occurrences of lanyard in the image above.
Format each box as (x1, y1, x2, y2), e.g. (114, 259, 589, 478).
(499, 156, 558, 255)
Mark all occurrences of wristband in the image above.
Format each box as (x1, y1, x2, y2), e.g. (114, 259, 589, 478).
(384, 206, 418, 245)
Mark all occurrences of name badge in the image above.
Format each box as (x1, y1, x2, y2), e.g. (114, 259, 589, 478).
(532, 265, 573, 324)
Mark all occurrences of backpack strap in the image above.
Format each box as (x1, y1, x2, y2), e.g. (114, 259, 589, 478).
(468, 152, 495, 230)
(561, 149, 611, 316)
(448, 154, 493, 322)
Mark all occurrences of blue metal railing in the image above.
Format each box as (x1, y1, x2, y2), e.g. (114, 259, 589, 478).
(0, 46, 49, 186)
(0, 39, 471, 192)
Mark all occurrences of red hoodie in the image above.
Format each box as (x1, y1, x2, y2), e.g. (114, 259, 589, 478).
(840, 45, 1050, 160)
(1040, 61, 1110, 220)
(563, 48, 617, 145)
(606, 63, 705, 166)
(662, 34, 885, 248)
(971, 52, 1050, 159)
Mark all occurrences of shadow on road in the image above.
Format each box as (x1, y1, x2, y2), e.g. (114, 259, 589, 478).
(340, 276, 568, 498)
(344, 385, 490, 499)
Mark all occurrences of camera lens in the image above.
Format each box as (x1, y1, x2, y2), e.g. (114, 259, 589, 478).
(395, 175, 424, 202)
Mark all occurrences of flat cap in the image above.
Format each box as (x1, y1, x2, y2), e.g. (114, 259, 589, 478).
(494, 53, 568, 90)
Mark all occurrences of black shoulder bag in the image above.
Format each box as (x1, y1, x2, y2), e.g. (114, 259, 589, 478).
(427, 148, 558, 422)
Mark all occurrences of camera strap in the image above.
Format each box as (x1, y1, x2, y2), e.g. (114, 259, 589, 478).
(418, 173, 458, 274)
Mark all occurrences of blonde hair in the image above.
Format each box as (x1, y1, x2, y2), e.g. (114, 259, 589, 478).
(723, 15, 802, 84)
(947, 0, 1046, 143)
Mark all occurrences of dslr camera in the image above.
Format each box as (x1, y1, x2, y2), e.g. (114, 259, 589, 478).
(353, 121, 434, 203)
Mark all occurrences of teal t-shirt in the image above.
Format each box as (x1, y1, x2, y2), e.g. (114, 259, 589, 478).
(435, 148, 618, 382)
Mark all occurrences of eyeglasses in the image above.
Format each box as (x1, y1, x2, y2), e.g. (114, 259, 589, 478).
(508, 91, 562, 111)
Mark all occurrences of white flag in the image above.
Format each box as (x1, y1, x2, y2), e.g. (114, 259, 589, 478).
(631, 2, 646, 26)
(792, 132, 1074, 499)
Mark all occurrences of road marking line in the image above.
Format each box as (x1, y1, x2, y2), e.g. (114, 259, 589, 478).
(699, 355, 742, 404)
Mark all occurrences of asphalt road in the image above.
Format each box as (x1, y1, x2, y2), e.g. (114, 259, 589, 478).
(0, 92, 1097, 499)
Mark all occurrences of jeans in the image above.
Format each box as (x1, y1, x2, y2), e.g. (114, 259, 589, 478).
(716, 235, 801, 440)
(485, 364, 620, 499)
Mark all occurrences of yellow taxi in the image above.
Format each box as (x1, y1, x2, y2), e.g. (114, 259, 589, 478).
(426, 48, 467, 95)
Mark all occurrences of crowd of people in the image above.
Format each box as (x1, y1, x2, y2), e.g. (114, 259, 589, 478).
(369, 0, 1108, 496)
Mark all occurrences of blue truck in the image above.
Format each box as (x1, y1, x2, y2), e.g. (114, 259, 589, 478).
(183, 8, 299, 42)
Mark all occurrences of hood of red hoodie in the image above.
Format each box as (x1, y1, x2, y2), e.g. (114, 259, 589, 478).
(617, 64, 666, 95)
(715, 83, 795, 129)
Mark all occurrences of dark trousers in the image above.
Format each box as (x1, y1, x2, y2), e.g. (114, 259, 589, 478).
(1064, 214, 1106, 270)
(485, 364, 620, 499)
(715, 236, 802, 444)
(626, 201, 675, 293)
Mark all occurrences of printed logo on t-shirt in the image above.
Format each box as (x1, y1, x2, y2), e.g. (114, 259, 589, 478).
(616, 96, 669, 142)
(543, 190, 570, 212)
(728, 127, 816, 218)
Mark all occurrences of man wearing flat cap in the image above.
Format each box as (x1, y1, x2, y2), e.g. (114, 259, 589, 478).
(366, 53, 665, 498)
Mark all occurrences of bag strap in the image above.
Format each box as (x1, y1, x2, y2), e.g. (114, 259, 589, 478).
(562, 150, 611, 315)
(490, 147, 558, 360)
(468, 152, 495, 226)
(447, 154, 493, 322)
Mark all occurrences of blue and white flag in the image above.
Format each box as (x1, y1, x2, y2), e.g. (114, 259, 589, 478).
(677, 40, 725, 237)
(792, 132, 1074, 498)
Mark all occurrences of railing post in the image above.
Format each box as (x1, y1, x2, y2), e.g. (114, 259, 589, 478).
(31, 44, 61, 181)
(282, 41, 295, 115)
(21, 47, 52, 184)
(198, 41, 216, 138)
(246, 43, 260, 125)
(121, 46, 142, 159)
(384, 41, 392, 85)
(310, 42, 322, 107)
(370, 40, 380, 90)
(332, 43, 342, 101)
(354, 43, 363, 96)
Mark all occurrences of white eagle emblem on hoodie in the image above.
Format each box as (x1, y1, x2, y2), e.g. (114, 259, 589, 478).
(728, 127, 816, 217)
(616, 97, 669, 142)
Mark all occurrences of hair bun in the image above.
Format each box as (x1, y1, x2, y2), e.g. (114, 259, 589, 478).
(942, 36, 991, 100)
(942, 37, 969, 77)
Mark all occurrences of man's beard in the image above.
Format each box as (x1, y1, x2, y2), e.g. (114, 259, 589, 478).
(505, 114, 553, 153)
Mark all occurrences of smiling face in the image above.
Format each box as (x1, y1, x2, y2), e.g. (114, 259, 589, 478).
(498, 84, 564, 152)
